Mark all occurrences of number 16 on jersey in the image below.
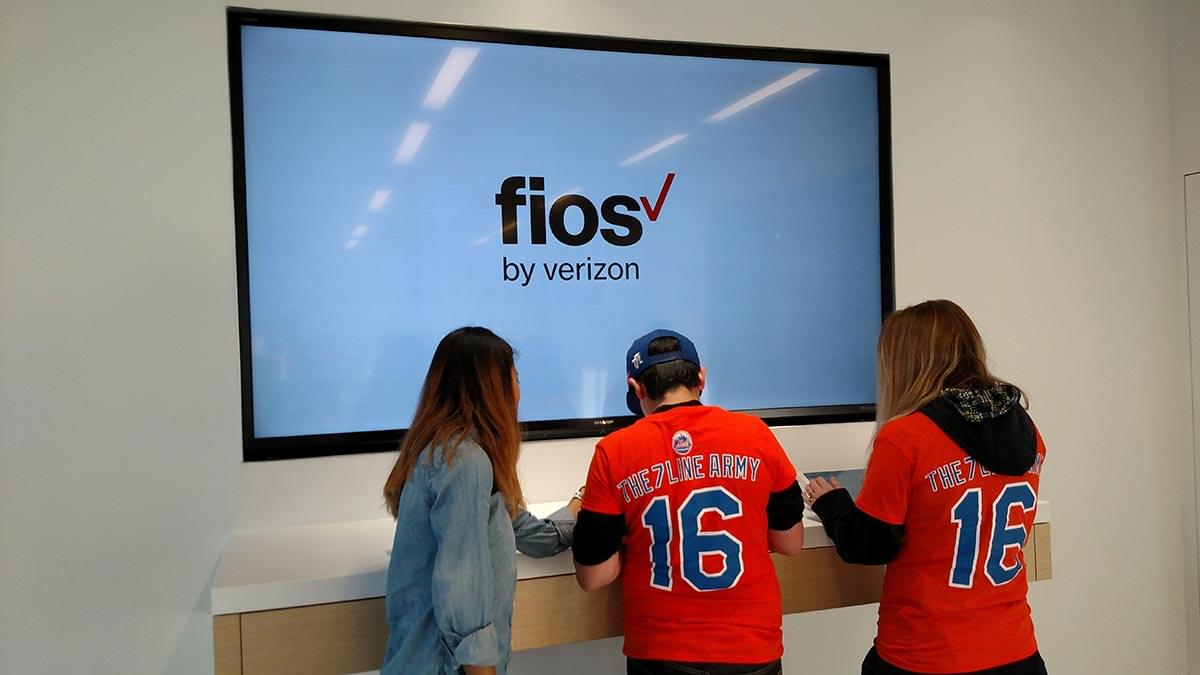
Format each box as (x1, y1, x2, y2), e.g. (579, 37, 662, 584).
(950, 482, 1037, 589)
(640, 486, 746, 592)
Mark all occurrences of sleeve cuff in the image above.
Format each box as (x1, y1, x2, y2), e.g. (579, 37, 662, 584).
(446, 623, 499, 667)
(572, 509, 625, 565)
(553, 519, 574, 548)
(512, 509, 573, 557)
(811, 487, 854, 521)
(767, 481, 806, 530)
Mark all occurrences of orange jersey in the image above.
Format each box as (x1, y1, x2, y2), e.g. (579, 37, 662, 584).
(581, 403, 797, 663)
(857, 412, 1046, 673)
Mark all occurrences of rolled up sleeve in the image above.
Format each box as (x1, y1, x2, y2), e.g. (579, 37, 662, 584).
(428, 447, 499, 667)
(512, 510, 572, 558)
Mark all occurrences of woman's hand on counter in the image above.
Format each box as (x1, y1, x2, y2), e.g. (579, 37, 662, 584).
(568, 485, 586, 518)
(805, 476, 841, 507)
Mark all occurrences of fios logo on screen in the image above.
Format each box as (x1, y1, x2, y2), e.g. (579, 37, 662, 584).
(495, 173, 676, 246)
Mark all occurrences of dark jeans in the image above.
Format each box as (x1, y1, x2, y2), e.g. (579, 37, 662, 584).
(862, 646, 1047, 675)
(628, 657, 782, 675)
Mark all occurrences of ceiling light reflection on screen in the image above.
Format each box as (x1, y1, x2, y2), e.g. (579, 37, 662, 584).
(619, 133, 688, 167)
(470, 235, 492, 246)
(344, 239, 360, 250)
(351, 225, 369, 238)
(706, 67, 819, 122)
(423, 47, 480, 110)
(367, 189, 391, 212)
(393, 122, 431, 164)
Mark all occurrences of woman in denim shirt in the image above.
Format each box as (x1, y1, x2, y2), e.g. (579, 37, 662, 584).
(381, 327, 574, 675)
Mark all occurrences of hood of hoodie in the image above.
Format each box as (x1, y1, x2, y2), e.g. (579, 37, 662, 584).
(918, 384, 1038, 476)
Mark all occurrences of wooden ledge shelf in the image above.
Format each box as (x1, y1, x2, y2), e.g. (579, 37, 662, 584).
(213, 522, 1050, 674)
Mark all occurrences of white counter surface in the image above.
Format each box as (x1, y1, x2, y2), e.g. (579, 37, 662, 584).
(212, 499, 1050, 616)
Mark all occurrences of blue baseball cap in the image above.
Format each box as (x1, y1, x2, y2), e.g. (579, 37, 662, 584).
(625, 329, 701, 415)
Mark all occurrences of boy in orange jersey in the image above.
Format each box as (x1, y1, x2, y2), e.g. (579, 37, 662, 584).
(572, 329, 807, 675)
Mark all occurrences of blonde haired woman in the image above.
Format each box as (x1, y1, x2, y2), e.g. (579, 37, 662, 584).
(807, 300, 1047, 675)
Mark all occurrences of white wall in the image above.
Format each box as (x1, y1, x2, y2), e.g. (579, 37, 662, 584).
(0, 1, 1187, 673)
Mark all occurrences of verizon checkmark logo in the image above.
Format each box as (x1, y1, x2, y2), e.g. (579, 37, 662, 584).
(639, 172, 675, 222)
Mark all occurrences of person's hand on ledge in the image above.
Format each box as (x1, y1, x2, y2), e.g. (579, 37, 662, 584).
(805, 476, 841, 507)
(568, 485, 585, 518)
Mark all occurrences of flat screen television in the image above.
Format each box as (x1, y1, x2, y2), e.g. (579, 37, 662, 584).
(228, 8, 893, 461)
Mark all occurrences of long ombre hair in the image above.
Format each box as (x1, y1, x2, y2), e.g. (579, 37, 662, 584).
(383, 327, 524, 518)
(875, 300, 1023, 429)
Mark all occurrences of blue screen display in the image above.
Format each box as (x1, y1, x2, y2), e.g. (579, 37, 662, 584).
(239, 24, 884, 439)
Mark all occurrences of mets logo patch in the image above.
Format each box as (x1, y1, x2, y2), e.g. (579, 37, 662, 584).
(671, 430, 693, 456)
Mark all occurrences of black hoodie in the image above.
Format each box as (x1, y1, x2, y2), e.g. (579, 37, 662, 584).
(920, 385, 1038, 476)
(812, 385, 1037, 565)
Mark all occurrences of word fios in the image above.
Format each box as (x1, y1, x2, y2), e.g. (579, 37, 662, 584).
(495, 173, 676, 246)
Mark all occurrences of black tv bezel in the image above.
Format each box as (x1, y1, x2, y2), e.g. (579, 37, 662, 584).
(228, 7, 895, 462)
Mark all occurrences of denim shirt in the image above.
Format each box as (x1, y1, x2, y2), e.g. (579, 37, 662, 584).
(382, 441, 571, 675)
